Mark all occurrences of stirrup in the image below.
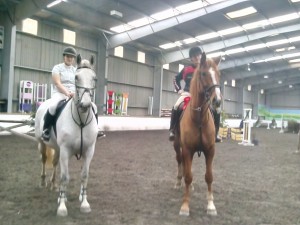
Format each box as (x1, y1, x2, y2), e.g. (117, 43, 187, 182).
(97, 131, 106, 139)
(169, 131, 175, 141)
(42, 129, 50, 141)
(215, 136, 222, 143)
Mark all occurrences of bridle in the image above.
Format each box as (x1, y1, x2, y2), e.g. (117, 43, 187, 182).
(71, 66, 97, 160)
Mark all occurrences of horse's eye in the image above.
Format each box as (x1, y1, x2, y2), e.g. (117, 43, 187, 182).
(201, 72, 206, 76)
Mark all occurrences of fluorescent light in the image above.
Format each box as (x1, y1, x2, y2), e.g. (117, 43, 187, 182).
(283, 52, 300, 59)
(206, 0, 226, 4)
(288, 46, 295, 50)
(275, 48, 285, 52)
(269, 13, 299, 24)
(289, 58, 300, 63)
(278, 80, 282, 84)
(224, 81, 227, 85)
(261, 89, 264, 94)
(196, 32, 219, 41)
(226, 6, 257, 19)
(242, 20, 269, 30)
(266, 56, 282, 62)
(266, 39, 289, 47)
(225, 48, 245, 55)
(182, 38, 197, 44)
(289, 85, 293, 88)
(248, 85, 251, 91)
(207, 51, 224, 58)
(264, 75, 269, 79)
(47, 0, 62, 8)
(291, 0, 300, 2)
(159, 41, 181, 49)
(245, 43, 266, 51)
(218, 26, 244, 36)
(232, 80, 236, 87)
(176, 1, 205, 13)
(289, 36, 300, 42)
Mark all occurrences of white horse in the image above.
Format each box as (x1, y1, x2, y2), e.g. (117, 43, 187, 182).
(35, 55, 98, 216)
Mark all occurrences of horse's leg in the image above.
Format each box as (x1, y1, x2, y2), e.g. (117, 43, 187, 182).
(50, 148, 59, 191)
(38, 142, 47, 187)
(57, 149, 69, 217)
(173, 136, 183, 189)
(204, 149, 217, 216)
(79, 146, 94, 213)
(179, 147, 193, 216)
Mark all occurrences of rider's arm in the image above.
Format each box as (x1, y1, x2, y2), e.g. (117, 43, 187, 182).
(173, 69, 184, 93)
(52, 74, 74, 98)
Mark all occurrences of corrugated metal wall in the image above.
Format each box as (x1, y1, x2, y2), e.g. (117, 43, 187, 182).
(12, 21, 98, 112)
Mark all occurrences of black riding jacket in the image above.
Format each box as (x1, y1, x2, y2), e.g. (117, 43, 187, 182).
(173, 65, 196, 93)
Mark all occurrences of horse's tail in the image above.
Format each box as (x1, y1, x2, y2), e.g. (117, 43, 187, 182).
(45, 146, 55, 169)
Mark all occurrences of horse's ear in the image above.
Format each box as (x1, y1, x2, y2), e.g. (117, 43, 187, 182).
(77, 54, 82, 65)
(90, 55, 94, 66)
(200, 52, 206, 66)
(213, 56, 222, 66)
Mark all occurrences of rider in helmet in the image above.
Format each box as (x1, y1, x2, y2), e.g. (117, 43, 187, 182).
(168, 46, 222, 143)
(42, 46, 105, 141)
(42, 46, 77, 141)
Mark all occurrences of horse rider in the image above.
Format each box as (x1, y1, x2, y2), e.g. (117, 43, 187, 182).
(42, 46, 105, 141)
(168, 46, 222, 143)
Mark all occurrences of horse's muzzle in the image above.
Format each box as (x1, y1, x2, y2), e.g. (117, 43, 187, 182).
(78, 102, 91, 112)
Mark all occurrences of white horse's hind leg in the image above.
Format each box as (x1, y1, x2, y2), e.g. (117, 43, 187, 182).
(50, 149, 59, 191)
(38, 142, 47, 187)
(57, 149, 70, 217)
(79, 147, 95, 213)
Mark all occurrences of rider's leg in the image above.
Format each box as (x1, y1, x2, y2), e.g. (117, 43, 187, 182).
(42, 93, 65, 141)
(91, 102, 105, 139)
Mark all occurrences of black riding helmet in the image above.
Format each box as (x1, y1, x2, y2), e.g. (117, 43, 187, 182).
(63, 46, 77, 57)
(189, 46, 202, 58)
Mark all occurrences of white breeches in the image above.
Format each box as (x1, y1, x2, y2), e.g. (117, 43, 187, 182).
(174, 92, 191, 110)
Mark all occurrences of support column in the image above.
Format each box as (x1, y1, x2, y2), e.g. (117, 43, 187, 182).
(236, 80, 244, 118)
(96, 36, 108, 115)
(152, 58, 163, 117)
(0, 14, 16, 113)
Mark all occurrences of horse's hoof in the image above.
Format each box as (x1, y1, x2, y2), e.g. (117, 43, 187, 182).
(179, 209, 189, 216)
(207, 209, 217, 216)
(80, 206, 91, 213)
(57, 209, 68, 217)
(40, 181, 46, 188)
(174, 183, 182, 189)
(190, 183, 194, 191)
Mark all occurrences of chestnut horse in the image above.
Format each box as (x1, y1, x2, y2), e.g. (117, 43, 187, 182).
(173, 52, 222, 216)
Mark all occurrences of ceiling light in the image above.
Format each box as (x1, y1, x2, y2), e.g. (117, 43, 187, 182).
(159, 41, 182, 49)
(291, 0, 300, 2)
(242, 20, 269, 30)
(176, 1, 205, 13)
(288, 46, 295, 50)
(264, 75, 269, 79)
(289, 36, 300, 42)
(207, 51, 224, 58)
(260, 89, 264, 94)
(110, 10, 123, 18)
(151, 9, 178, 21)
(225, 48, 245, 55)
(110, 24, 132, 33)
(128, 18, 152, 27)
(218, 26, 244, 36)
(275, 48, 285, 52)
(182, 38, 197, 44)
(269, 13, 299, 24)
(245, 43, 266, 51)
(247, 63, 251, 71)
(196, 32, 219, 41)
(289, 85, 293, 88)
(226, 6, 257, 19)
(278, 80, 282, 84)
(47, 0, 67, 8)
(266, 39, 289, 47)
(289, 58, 300, 63)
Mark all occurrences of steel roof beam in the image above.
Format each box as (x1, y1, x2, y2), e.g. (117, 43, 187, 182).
(244, 72, 300, 86)
(223, 64, 295, 80)
(15, 0, 54, 22)
(162, 23, 300, 64)
(108, 0, 250, 48)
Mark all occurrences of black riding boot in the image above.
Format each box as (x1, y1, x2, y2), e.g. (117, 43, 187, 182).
(214, 110, 221, 143)
(169, 108, 179, 141)
(95, 113, 106, 139)
(42, 110, 55, 141)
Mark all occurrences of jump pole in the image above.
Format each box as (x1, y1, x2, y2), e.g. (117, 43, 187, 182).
(279, 114, 284, 133)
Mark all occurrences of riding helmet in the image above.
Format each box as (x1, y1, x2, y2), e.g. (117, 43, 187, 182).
(63, 46, 77, 57)
(189, 46, 202, 58)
